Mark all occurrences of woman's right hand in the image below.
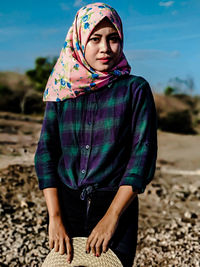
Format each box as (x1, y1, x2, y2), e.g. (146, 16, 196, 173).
(49, 215, 73, 263)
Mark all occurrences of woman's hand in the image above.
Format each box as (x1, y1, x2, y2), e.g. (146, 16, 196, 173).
(86, 185, 138, 257)
(86, 212, 119, 257)
(49, 215, 72, 263)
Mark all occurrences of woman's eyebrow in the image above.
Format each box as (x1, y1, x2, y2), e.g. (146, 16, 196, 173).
(91, 32, 119, 37)
(92, 33, 102, 37)
(108, 32, 119, 36)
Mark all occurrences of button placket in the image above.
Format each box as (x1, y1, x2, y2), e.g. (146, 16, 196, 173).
(80, 93, 96, 179)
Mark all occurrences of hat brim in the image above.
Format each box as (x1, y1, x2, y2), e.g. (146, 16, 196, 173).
(42, 237, 123, 267)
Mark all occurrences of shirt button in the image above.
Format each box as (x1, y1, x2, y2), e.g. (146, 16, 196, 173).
(81, 169, 86, 174)
(85, 145, 90, 149)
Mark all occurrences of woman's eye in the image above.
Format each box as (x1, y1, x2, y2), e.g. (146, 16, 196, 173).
(90, 37, 100, 43)
(110, 36, 119, 43)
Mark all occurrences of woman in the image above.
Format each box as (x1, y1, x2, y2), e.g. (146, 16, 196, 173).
(34, 3, 157, 266)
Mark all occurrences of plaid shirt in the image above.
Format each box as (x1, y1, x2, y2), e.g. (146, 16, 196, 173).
(34, 75, 157, 193)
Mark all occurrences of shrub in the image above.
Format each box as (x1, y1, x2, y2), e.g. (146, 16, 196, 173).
(26, 56, 57, 92)
(158, 110, 196, 134)
(21, 90, 44, 114)
(164, 86, 176, 96)
(0, 84, 22, 113)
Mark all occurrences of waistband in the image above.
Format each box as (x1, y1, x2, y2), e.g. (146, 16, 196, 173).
(79, 183, 99, 201)
(58, 180, 119, 201)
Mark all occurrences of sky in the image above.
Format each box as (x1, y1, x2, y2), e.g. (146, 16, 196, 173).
(0, 0, 200, 94)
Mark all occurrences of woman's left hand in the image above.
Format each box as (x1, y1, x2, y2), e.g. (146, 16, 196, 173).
(86, 212, 119, 256)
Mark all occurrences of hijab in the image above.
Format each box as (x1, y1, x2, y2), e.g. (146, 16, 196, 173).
(43, 2, 131, 102)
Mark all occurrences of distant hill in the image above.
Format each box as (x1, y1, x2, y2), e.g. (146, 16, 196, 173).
(0, 71, 199, 134)
(154, 93, 200, 134)
(0, 71, 44, 114)
(0, 71, 32, 90)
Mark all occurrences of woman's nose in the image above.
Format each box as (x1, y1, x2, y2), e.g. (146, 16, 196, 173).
(100, 39, 110, 52)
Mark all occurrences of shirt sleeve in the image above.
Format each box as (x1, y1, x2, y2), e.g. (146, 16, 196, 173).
(119, 79, 158, 194)
(34, 102, 62, 190)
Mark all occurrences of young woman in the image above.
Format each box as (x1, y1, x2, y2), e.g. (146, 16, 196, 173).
(35, 3, 157, 266)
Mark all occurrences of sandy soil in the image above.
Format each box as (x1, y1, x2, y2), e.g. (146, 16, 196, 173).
(0, 112, 199, 266)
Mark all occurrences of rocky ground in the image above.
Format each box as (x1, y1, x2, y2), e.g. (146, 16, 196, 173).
(0, 112, 199, 267)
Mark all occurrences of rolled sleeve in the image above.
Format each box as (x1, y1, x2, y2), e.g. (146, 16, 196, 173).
(34, 102, 62, 190)
(119, 80, 158, 194)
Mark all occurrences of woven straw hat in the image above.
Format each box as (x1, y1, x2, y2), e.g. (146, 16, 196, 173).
(42, 237, 123, 267)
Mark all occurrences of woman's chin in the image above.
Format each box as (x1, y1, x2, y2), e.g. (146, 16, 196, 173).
(94, 64, 114, 72)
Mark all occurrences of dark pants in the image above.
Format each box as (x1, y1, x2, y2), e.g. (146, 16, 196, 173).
(47, 181, 139, 267)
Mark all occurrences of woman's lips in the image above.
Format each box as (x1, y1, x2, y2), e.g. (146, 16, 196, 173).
(97, 58, 112, 63)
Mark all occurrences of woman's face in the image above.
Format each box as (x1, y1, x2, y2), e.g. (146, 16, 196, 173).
(85, 18, 122, 72)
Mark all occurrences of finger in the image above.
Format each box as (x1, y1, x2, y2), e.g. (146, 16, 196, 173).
(65, 237, 72, 263)
(59, 239, 66, 255)
(86, 232, 95, 253)
(49, 239, 54, 250)
(90, 236, 98, 256)
(102, 238, 109, 253)
(95, 237, 103, 257)
(54, 239, 59, 252)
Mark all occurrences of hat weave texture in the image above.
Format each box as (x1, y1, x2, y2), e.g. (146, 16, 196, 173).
(42, 237, 123, 267)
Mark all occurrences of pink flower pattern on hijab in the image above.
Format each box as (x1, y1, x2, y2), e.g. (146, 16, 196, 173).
(43, 2, 131, 102)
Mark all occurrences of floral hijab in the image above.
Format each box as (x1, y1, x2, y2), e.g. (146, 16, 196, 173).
(43, 2, 131, 102)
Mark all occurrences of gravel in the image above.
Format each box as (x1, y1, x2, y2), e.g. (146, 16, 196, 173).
(0, 165, 199, 266)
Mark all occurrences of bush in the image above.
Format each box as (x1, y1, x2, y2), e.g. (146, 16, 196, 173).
(158, 110, 196, 134)
(26, 56, 57, 92)
(0, 84, 22, 113)
(21, 90, 44, 114)
(0, 84, 13, 95)
(164, 86, 176, 96)
(0, 81, 44, 114)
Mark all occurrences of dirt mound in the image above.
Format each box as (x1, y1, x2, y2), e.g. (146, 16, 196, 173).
(154, 93, 189, 115)
(154, 93, 199, 134)
(0, 71, 32, 90)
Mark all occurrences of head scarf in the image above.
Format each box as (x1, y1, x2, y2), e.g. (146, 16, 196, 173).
(43, 2, 131, 102)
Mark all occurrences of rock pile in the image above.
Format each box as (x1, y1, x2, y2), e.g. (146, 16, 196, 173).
(0, 165, 49, 266)
(134, 216, 199, 266)
(0, 165, 199, 266)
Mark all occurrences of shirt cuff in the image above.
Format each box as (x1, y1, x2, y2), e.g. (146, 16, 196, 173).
(119, 174, 146, 194)
(38, 178, 58, 190)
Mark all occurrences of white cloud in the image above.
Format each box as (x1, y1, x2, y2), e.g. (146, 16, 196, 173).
(180, 1, 188, 6)
(0, 26, 64, 43)
(73, 0, 85, 7)
(127, 33, 200, 46)
(171, 10, 178, 15)
(59, 3, 70, 11)
(125, 49, 180, 61)
(40, 28, 63, 38)
(127, 21, 186, 31)
(0, 27, 26, 37)
(159, 1, 174, 7)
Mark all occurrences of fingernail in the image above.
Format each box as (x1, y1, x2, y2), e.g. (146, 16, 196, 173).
(85, 250, 88, 254)
(96, 253, 99, 257)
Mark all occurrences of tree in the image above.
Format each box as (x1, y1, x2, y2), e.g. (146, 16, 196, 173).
(167, 76, 195, 95)
(164, 86, 176, 96)
(26, 56, 58, 92)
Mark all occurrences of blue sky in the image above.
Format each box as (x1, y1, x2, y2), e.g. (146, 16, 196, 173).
(0, 0, 200, 94)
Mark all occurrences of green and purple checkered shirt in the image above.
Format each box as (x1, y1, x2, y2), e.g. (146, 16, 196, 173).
(34, 75, 157, 194)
